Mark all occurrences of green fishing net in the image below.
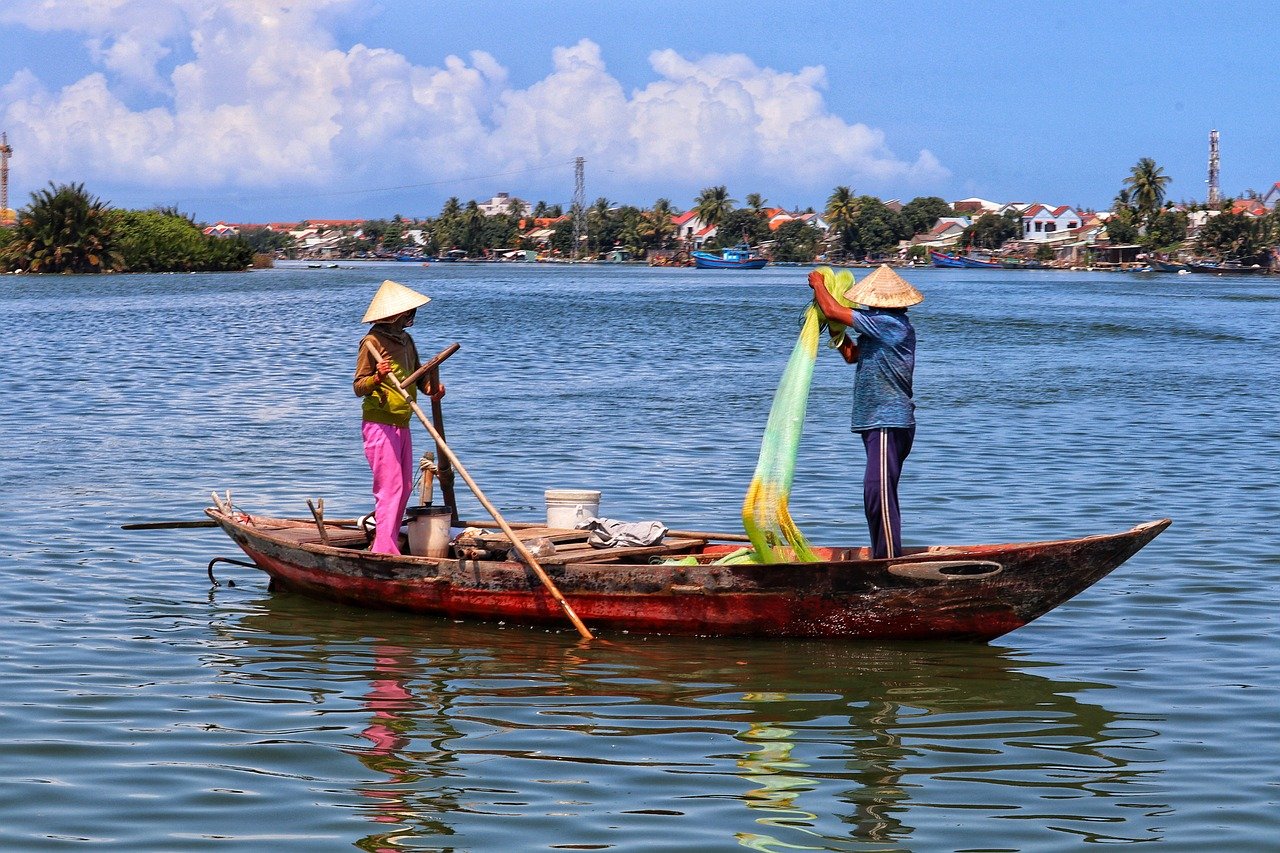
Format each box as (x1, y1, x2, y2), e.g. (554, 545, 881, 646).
(742, 267, 856, 563)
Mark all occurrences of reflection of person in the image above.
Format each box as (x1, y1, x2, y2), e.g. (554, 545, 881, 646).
(808, 265, 923, 559)
(354, 280, 444, 554)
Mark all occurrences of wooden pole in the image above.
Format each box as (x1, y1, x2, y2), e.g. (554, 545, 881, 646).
(364, 340, 594, 640)
(428, 364, 458, 524)
(306, 498, 330, 546)
(401, 342, 460, 390)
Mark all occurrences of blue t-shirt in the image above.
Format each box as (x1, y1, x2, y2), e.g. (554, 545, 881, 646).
(849, 308, 916, 431)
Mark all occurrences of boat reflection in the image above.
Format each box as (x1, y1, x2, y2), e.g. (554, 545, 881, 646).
(212, 593, 1166, 850)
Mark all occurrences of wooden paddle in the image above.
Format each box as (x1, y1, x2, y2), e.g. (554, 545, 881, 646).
(365, 340, 595, 641)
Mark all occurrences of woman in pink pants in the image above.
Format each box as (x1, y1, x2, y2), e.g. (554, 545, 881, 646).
(353, 280, 444, 554)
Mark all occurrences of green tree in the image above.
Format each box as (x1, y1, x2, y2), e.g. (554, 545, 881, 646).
(637, 198, 676, 251)
(693, 185, 735, 229)
(457, 201, 486, 255)
(238, 226, 295, 256)
(1197, 208, 1267, 261)
(964, 211, 1020, 249)
(900, 196, 955, 236)
(10, 182, 120, 273)
(1123, 158, 1172, 228)
(1105, 189, 1139, 243)
(824, 186, 859, 256)
(745, 192, 769, 215)
(771, 219, 821, 262)
(0, 225, 16, 268)
(829, 195, 910, 259)
(1145, 208, 1188, 251)
(714, 209, 767, 249)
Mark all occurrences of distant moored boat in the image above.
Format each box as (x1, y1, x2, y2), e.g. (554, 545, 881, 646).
(929, 250, 966, 268)
(692, 244, 768, 269)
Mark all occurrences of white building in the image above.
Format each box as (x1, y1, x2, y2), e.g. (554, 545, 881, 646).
(1019, 204, 1082, 242)
(478, 193, 531, 217)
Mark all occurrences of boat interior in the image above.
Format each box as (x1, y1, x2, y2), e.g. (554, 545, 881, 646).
(236, 514, 962, 566)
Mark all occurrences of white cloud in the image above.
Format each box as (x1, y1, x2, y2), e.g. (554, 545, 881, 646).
(0, 1, 947, 207)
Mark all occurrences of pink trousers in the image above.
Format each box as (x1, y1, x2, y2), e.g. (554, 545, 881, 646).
(362, 421, 413, 555)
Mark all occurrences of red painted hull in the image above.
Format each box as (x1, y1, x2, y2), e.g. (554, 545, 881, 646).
(208, 510, 1169, 641)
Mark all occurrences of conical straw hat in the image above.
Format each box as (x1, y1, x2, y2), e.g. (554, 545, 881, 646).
(362, 279, 432, 323)
(845, 265, 923, 309)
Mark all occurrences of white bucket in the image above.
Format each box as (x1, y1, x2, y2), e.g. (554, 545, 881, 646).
(405, 505, 452, 557)
(545, 489, 600, 529)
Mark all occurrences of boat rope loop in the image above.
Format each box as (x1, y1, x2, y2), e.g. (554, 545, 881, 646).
(742, 267, 856, 563)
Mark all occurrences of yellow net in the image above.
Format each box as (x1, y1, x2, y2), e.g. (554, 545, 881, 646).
(742, 267, 856, 563)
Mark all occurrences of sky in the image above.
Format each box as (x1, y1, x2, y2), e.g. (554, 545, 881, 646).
(1, 0, 1277, 223)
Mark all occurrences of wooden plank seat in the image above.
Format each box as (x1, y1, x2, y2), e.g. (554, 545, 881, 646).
(542, 537, 706, 565)
(456, 524, 706, 565)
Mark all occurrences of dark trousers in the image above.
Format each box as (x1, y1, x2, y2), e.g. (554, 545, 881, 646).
(860, 426, 915, 559)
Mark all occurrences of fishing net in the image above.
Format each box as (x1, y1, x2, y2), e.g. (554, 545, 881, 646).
(742, 267, 856, 563)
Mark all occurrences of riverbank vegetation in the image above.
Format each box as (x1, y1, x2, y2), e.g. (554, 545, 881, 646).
(1, 182, 254, 274)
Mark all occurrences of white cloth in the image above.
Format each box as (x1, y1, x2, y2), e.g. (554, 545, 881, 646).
(579, 517, 668, 549)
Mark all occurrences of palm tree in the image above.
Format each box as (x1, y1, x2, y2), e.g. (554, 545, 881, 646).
(693, 185, 735, 229)
(745, 193, 768, 215)
(1123, 158, 1171, 227)
(825, 185, 859, 254)
(639, 198, 676, 250)
(12, 182, 119, 273)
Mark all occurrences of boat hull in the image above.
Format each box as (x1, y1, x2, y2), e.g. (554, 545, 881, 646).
(929, 251, 966, 268)
(1186, 262, 1268, 275)
(208, 510, 1169, 641)
(692, 252, 768, 270)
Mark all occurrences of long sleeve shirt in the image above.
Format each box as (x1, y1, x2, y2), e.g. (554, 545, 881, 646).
(354, 324, 423, 427)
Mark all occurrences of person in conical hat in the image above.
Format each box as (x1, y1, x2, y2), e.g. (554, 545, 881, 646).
(353, 280, 443, 554)
(808, 264, 921, 560)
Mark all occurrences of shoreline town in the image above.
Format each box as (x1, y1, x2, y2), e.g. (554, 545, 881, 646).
(2, 141, 1280, 275)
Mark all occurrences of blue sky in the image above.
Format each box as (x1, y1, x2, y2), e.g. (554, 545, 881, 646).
(1, 1, 1275, 222)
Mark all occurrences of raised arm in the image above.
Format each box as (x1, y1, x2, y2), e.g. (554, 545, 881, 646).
(807, 270, 854, 327)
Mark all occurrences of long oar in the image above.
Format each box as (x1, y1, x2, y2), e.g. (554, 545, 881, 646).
(365, 340, 594, 640)
(122, 518, 361, 530)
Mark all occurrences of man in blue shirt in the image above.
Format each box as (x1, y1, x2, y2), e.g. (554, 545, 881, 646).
(808, 265, 923, 559)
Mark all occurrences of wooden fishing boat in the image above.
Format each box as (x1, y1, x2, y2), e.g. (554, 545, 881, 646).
(929, 250, 966, 268)
(1185, 259, 1269, 275)
(692, 243, 768, 269)
(206, 505, 1169, 642)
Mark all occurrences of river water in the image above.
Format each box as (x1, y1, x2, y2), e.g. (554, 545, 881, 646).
(1, 262, 1276, 851)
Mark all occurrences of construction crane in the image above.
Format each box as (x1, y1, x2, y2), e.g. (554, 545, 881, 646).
(1207, 129, 1220, 207)
(0, 132, 13, 223)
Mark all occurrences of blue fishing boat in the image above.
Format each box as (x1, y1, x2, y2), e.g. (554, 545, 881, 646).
(692, 243, 768, 269)
(959, 254, 1001, 269)
(929, 250, 966, 268)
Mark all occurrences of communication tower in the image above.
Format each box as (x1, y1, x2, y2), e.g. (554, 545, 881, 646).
(571, 156, 586, 260)
(0, 132, 13, 223)
(1207, 129, 1220, 207)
